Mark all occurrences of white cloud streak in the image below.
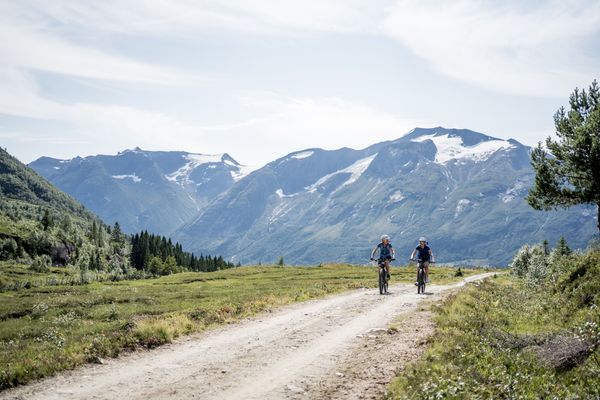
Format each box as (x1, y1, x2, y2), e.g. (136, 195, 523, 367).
(12, 0, 597, 97)
(193, 93, 424, 164)
(2, 1, 598, 98)
(381, 0, 600, 96)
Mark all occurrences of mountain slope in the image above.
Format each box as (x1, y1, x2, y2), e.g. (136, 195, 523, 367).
(0, 147, 95, 222)
(174, 128, 597, 265)
(30, 148, 255, 236)
(0, 147, 105, 266)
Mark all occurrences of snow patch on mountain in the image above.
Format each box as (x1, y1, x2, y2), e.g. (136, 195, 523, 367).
(454, 198, 472, 217)
(389, 191, 405, 203)
(112, 174, 141, 183)
(269, 198, 296, 224)
(291, 151, 314, 160)
(275, 189, 299, 198)
(501, 179, 528, 203)
(166, 153, 224, 183)
(231, 164, 260, 182)
(412, 134, 514, 164)
(306, 154, 377, 194)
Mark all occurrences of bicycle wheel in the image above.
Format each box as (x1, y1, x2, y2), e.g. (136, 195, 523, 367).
(379, 269, 385, 294)
(418, 269, 425, 294)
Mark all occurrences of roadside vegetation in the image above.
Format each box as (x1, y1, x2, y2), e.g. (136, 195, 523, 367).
(387, 239, 600, 399)
(0, 262, 478, 390)
(388, 79, 600, 399)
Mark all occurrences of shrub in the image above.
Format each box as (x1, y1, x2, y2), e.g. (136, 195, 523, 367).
(510, 244, 551, 284)
(105, 304, 119, 321)
(30, 255, 51, 273)
(0, 238, 18, 260)
(31, 302, 49, 319)
(510, 245, 531, 277)
(131, 314, 195, 348)
(526, 246, 550, 284)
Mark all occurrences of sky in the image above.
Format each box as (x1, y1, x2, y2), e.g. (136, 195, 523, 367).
(1, 0, 599, 168)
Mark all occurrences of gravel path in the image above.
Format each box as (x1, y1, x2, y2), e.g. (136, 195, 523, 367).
(1, 273, 495, 400)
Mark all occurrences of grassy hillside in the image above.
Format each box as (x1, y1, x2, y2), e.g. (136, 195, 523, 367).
(0, 147, 95, 225)
(0, 147, 112, 267)
(0, 147, 233, 278)
(387, 247, 600, 399)
(0, 263, 478, 390)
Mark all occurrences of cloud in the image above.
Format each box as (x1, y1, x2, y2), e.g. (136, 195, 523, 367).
(0, 2, 206, 87)
(1, 101, 202, 164)
(3, 94, 422, 168)
(4, 1, 598, 99)
(381, 0, 600, 96)
(2, 0, 599, 166)
(14, 0, 390, 36)
(194, 92, 424, 164)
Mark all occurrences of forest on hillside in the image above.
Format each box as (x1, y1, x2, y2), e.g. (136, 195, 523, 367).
(0, 147, 235, 289)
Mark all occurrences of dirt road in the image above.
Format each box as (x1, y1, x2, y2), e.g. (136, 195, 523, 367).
(1, 273, 495, 400)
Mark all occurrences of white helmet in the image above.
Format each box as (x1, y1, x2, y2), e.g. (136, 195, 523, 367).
(419, 237, 427, 242)
(381, 234, 390, 241)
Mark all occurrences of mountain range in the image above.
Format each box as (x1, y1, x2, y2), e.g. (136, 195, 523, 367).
(30, 148, 255, 236)
(30, 128, 598, 266)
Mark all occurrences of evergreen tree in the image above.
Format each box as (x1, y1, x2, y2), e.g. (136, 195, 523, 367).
(527, 79, 600, 231)
(555, 236, 572, 256)
(41, 209, 53, 231)
(110, 222, 124, 245)
(128, 229, 235, 273)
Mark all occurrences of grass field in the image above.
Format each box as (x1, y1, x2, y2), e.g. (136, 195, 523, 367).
(387, 253, 600, 399)
(0, 262, 480, 390)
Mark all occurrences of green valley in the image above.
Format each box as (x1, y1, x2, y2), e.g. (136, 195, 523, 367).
(0, 263, 478, 389)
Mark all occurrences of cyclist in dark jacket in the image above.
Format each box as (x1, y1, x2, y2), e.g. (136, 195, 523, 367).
(371, 234, 395, 281)
(411, 237, 434, 284)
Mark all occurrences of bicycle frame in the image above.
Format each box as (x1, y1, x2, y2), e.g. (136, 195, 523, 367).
(377, 259, 390, 295)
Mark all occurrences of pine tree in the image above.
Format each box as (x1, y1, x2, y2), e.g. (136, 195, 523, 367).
(555, 236, 572, 256)
(41, 209, 53, 231)
(110, 222, 124, 245)
(527, 79, 600, 232)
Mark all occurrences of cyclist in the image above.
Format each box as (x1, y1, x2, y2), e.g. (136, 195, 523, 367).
(410, 237, 434, 284)
(371, 234, 395, 281)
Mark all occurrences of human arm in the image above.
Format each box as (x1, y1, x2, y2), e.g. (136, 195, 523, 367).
(410, 249, 416, 260)
(429, 249, 435, 262)
(370, 246, 379, 260)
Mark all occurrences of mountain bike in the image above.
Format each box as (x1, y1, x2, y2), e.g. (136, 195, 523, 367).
(411, 259, 434, 294)
(372, 258, 394, 294)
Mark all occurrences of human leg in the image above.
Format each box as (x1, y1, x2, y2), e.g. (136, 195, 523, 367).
(385, 259, 390, 280)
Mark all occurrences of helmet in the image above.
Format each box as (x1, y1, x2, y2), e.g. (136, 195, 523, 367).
(381, 234, 390, 241)
(419, 237, 427, 242)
